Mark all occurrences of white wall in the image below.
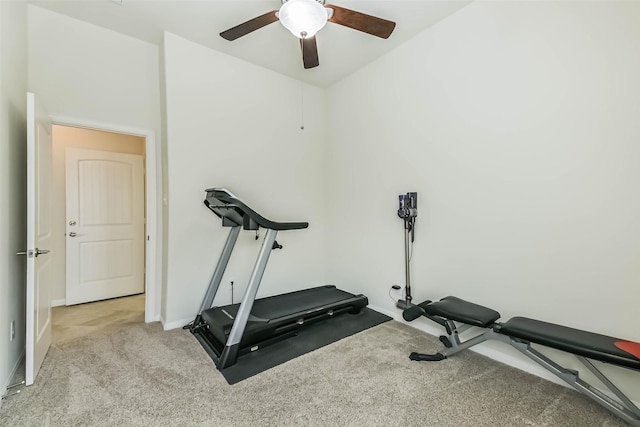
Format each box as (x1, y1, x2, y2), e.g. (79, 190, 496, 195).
(327, 1, 640, 397)
(0, 0, 28, 398)
(49, 125, 145, 304)
(27, 5, 163, 318)
(163, 33, 327, 327)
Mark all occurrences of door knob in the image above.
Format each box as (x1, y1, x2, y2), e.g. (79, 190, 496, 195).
(17, 249, 49, 258)
(34, 248, 50, 257)
(69, 232, 78, 237)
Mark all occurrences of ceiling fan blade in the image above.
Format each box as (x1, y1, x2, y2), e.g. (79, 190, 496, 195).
(220, 10, 279, 41)
(300, 36, 319, 69)
(326, 5, 396, 39)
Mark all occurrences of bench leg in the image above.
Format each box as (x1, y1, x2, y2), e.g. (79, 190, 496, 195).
(410, 325, 503, 361)
(509, 338, 640, 426)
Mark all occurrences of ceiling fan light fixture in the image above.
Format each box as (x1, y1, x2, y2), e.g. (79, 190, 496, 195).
(279, 0, 328, 39)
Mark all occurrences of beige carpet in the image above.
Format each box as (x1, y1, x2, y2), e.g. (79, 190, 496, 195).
(0, 320, 627, 426)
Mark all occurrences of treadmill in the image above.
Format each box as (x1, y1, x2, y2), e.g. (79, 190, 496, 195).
(188, 188, 368, 369)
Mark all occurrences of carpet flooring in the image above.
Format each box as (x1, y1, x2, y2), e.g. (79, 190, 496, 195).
(0, 320, 628, 426)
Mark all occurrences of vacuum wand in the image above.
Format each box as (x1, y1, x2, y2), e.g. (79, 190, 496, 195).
(396, 192, 417, 310)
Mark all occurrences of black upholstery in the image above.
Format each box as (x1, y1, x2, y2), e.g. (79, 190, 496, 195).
(424, 296, 501, 328)
(500, 317, 640, 371)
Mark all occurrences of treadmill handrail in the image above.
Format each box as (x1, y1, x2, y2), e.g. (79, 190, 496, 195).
(205, 188, 309, 231)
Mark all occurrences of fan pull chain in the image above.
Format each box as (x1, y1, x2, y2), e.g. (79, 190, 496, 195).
(300, 82, 305, 130)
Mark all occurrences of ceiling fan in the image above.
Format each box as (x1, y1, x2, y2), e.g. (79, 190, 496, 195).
(219, 0, 396, 69)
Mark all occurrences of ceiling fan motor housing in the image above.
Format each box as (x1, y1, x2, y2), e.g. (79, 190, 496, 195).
(279, 0, 330, 38)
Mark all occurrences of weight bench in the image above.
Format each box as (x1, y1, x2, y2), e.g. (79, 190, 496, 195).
(403, 296, 640, 426)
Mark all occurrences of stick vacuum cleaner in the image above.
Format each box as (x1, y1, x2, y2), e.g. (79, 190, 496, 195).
(396, 192, 417, 310)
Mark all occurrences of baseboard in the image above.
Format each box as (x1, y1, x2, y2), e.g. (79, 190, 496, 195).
(145, 312, 161, 323)
(7, 350, 25, 387)
(161, 316, 193, 331)
(2, 350, 25, 407)
(51, 298, 66, 307)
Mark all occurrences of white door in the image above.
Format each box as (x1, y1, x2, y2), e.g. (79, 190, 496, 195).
(65, 148, 145, 305)
(25, 92, 53, 386)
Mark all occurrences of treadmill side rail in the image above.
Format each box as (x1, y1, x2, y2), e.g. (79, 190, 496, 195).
(219, 229, 278, 368)
(199, 226, 240, 313)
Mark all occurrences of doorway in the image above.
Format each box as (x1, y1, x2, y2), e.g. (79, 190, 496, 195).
(50, 125, 149, 338)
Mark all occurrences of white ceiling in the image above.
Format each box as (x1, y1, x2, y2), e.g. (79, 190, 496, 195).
(29, 0, 472, 87)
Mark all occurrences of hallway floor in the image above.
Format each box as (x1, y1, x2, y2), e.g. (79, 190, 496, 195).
(52, 293, 145, 344)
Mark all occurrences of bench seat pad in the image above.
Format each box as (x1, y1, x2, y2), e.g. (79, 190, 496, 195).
(424, 296, 501, 328)
(500, 316, 640, 371)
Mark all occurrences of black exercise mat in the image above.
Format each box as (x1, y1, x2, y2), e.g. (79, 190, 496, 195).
(219, 307, 391, 384)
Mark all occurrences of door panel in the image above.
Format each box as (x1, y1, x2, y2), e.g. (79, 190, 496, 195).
(79, 160, 134, 225)
(80, 239, 135, 282)
(66, 148, 144, 305)
(36, 263, 52, 333)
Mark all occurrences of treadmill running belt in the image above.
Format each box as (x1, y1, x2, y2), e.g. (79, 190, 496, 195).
(200, 285, 368, 349)
(209, 285, 359, 321)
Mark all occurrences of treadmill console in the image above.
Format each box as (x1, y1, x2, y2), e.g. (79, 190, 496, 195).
(204, 188, 309, 231)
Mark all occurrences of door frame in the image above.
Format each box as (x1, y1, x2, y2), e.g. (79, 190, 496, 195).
(50, 115, 160, 323)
